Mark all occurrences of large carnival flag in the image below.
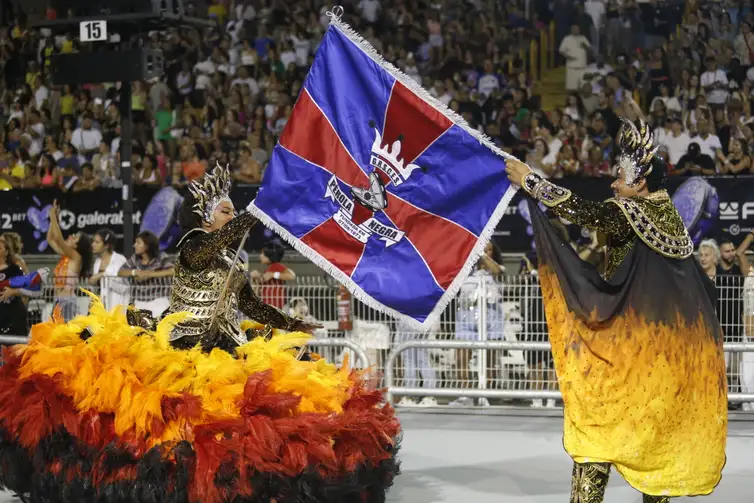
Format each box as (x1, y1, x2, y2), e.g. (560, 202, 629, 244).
(248, 11, 516, 328)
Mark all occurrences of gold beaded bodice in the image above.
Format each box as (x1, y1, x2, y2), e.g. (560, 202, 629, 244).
(167, 241, 250, 346)
(522, 173, 693, 278)
(165, 213, 295, 350)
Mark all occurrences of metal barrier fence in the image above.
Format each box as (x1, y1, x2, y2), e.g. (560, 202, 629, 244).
(384, 340, 754, 405)
(6, 273, 754, 410)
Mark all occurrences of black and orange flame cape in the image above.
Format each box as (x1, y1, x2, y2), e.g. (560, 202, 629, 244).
(0, 299, 400, 503)
(528, 199, 727, 497)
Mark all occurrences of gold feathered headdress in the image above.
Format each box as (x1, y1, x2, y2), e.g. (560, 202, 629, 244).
(615, 118, 658, 186)
(187, 162, 233, 224)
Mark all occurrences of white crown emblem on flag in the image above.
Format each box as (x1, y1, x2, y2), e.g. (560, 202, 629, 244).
(369, 126, 420, 186)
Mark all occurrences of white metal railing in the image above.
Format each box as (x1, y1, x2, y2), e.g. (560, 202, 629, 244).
(385, 340, 558, 403)
(305, 338, 370, 369)
(384, 340, 754, 404)
(5, 272, 754, 410)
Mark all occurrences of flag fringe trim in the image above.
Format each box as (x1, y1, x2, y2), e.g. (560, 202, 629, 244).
(248, 11, 519, 330)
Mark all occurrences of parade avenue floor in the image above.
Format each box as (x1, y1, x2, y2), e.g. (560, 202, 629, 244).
(387, 410, 754, 503)
(0, 410, 751, 503)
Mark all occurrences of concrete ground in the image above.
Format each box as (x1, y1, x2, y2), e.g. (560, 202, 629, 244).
(0, 410, 751, 502)
(388, 410, 754, 503)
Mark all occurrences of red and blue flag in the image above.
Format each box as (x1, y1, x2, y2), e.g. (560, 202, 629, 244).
(248, 16, 515, 328)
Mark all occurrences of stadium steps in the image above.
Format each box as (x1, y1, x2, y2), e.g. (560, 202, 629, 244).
(539, 66, 567, 111)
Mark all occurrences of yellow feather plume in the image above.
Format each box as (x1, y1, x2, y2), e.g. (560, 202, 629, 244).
(15, 294, 357, 446)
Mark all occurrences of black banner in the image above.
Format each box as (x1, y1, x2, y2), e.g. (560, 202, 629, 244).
(0, 185, 265, 254)
(1, 176, 752, 254)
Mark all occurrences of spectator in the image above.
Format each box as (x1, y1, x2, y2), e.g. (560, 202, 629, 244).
(91, 141, 119, 187)
(734, 21, 754, 67)
(649, 82, 682, 114)
(717, 236, 752, 408)
(394, 316, 440, 408)
(0, 232, 28, 273)
(25, 109, 45, 157)
(477, 60, 502, 98)
(233, 145, 262, 184)
(560, 24, 591, 92)
(46, 200, 93, 321)
(700, 56, 729, 109)
(153, 94, 175, 155)
(720, 237, 752, 279)
(88, 229, 128, 312)
(59, 84, 75, 124)
(450, 242, 504, 408)
(0, 235, 27, 336)
(718, 138, 752, 175)
(179, 143, 207, 182)
(0, 154, 24, 189)
(72, 162, 99, 192)
(57, 156, 79, 192)
(538, 122, 562, 165)
(118, 230, 174, 318)
(19, 162, 41, 189)
(555, 143, 582, 177)
(563, 93, 585, 121)
(690, 119, 723, 160)
(38, 154, 58, 188)
(673, 142, 716, 176)
(71, 113, 102, 161)
(586, 111, 613, 160)
(676, 70, 700, 111)
(134, 155, 162, 187)
(44, 136, 63, 162)
(698, 239, 720, 281)
(661, 115, 691, 166)
(583, 145, 610, 177)
(251, 240, 295, 309)
(526, 137, 552, 178)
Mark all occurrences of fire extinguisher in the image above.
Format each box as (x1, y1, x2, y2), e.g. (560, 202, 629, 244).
(337, 285, 353, 331)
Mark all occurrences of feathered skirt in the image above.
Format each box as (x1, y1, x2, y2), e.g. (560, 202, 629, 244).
(0, 296, 401, 503)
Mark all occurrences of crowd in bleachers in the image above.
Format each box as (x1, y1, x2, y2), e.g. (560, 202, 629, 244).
(0, 0, 542, 191)
(1, 1, 753, 191)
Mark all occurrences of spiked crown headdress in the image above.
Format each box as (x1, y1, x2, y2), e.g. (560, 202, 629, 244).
(187, 162, 233, 224)
(615, 118, 658, 186)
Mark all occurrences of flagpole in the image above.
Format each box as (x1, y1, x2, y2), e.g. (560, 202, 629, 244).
(208, 229, 250, 340)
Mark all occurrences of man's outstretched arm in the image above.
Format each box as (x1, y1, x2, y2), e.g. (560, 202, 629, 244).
(506, 159, 633, 241)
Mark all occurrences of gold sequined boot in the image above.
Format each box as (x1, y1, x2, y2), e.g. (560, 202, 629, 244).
(643, 495, 670, 503)
(570, 462, 610, 503)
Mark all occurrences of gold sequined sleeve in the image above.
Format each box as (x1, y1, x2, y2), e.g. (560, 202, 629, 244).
(239, 282, 294, 330)
(180, 212, 257, 270)
(521, 172, 633, 241)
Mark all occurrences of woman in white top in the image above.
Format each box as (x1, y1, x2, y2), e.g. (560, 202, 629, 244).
(135, 155, 162, 186)
(89, 229, 129, 313)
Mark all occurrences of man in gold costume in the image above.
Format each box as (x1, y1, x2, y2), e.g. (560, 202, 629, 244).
(506, 119, 727, 503)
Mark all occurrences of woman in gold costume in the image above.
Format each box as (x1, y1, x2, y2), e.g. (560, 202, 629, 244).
(152, 164, 318, 352)
(506, 119, 727, 503)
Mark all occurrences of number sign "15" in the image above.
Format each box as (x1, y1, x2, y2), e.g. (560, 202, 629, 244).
(79, 20, 108, 42)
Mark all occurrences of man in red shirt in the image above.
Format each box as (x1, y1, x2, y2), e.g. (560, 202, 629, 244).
(250, 241, 295, 309)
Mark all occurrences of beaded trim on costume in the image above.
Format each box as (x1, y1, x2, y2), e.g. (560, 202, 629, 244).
(608, 194, 693, 259)
(522, 172, 572, 207)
